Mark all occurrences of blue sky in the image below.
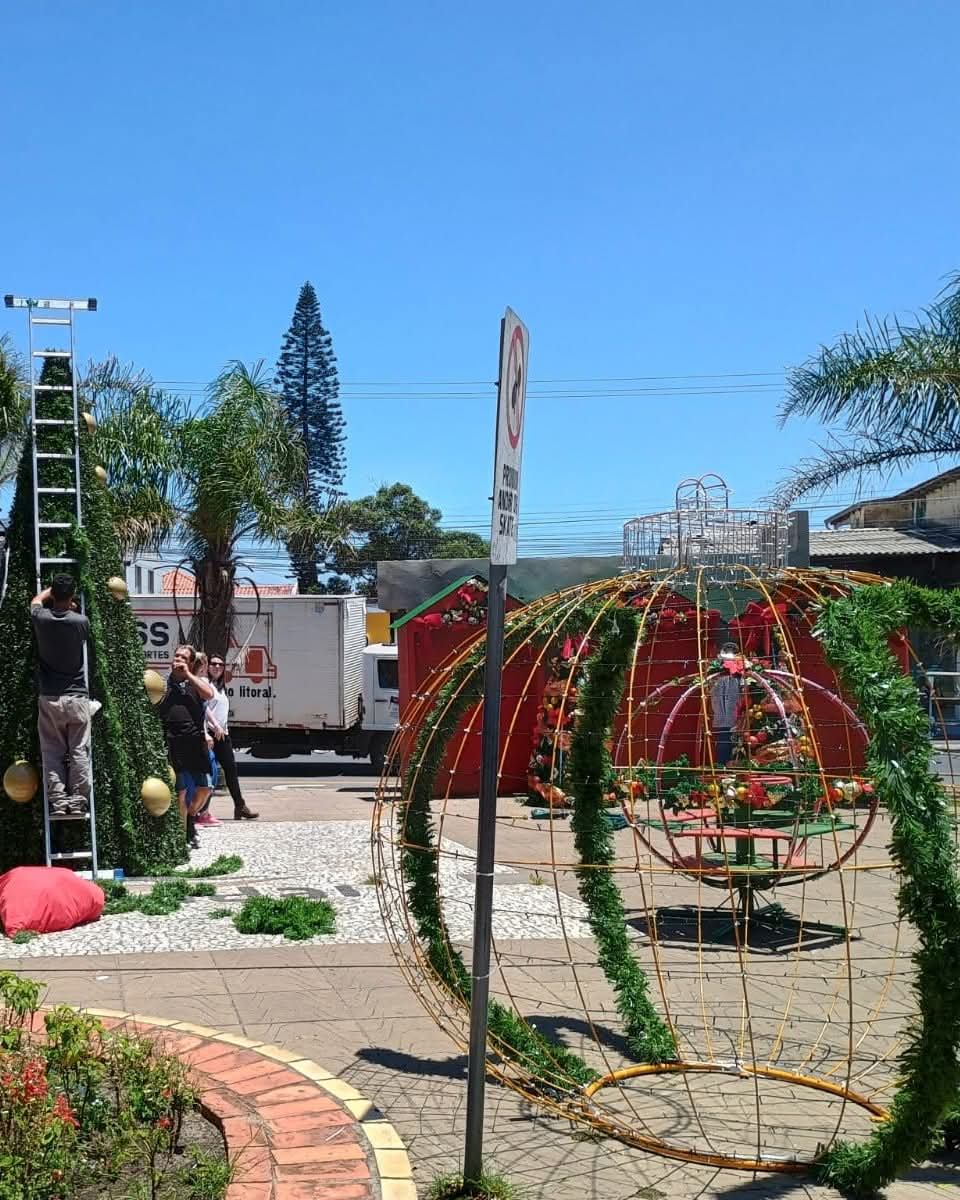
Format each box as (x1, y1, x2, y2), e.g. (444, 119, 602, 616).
(3, 1, 959, 574)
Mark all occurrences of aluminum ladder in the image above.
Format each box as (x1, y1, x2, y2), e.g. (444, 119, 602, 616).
(5, 295, 100, 876)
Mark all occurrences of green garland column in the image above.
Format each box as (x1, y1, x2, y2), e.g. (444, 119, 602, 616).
(815, 582, 960, 1196)
(568, 605, 676, 1063)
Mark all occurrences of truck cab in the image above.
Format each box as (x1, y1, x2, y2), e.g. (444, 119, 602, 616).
(363, 643, 399, 729)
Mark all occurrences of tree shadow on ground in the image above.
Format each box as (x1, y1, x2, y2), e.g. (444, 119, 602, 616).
(628, 904, 852, 955)
(709, 1149, 960, 1198)
(355, 1045, 467, 1080)
(521, 1013, 634, 1061)
(354, 1015, 632, 1089)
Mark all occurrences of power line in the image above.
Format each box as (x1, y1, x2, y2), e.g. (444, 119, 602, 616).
(149, 370, 788, 388)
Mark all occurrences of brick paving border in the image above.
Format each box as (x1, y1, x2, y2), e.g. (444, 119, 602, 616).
(65, 1007, 417, 1200)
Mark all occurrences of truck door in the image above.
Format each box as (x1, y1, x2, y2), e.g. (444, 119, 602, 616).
(373, 654, 400, 729)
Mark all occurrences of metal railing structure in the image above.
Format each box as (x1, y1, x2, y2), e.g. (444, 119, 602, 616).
(623, 474, 790, 572)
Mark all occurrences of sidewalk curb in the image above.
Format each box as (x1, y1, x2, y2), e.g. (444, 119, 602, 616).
(80, 1006, 417, 1200)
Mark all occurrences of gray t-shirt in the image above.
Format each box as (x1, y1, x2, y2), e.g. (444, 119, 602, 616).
(710, 673, 741, 729)
(31, 604, 90, 696)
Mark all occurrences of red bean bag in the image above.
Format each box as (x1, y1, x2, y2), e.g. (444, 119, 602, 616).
(0, 866, 105, 937)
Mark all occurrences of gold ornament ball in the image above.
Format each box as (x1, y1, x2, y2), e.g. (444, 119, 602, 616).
(3, 760, 39, 804)
(706, 782, 720, 797)
(735, 785, 749, 800)
(94, 465, 108, 485)
(143, 669, 166, 704)
(107, 576, 128, 601)
(141, 777, 172, 817)
(82, 411, 97, 434)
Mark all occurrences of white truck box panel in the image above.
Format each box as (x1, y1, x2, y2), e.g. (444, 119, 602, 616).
(131, 595, 366, 732)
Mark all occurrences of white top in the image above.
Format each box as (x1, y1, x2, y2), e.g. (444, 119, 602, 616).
(206, 684, 230, 733)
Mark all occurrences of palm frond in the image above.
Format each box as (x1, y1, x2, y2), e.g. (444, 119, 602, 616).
(109, 492, 180, 558)
(771, 427, 960, 507)
(0, 335, 29, 484)
(780, 281, 960, 440)
(84, 360, 187, 554)
(187, 361, 311, 546)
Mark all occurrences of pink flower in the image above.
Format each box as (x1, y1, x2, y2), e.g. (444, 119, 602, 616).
(52, 1093, 78, 1128)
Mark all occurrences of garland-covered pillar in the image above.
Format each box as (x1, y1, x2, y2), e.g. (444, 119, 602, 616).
(0, 362, 186, 873)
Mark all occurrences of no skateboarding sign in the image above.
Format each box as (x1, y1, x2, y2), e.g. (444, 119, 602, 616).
(490, 308, 529, 565)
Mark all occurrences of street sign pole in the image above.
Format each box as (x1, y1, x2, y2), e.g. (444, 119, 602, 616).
(463, 309, 528, 1184)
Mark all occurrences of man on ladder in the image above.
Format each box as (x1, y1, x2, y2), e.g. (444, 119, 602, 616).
(30, 572, 91, 816)
(7, 292, 100, 872)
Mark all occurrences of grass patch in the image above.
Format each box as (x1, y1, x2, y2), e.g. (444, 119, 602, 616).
(176, 1146, 233, 1198)
(365, 873, 382, 886)
(427, 1169, 524, 1200)
(169, 854, 244, 879)
(232, 896, 335, 941)
(528, 872, 546, 886)
(208, 908, 234, 920)
(10, 930, 37, 944)
(102, 879, 217, 917)
(142, 854, 244, 879)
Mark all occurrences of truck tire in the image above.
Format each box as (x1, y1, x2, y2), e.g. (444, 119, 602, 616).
(369, 734, 391, 774)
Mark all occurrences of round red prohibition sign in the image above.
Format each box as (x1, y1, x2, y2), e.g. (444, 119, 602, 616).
(506, 324, 525, 450)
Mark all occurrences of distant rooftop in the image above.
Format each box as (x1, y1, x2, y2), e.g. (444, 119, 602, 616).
(826, 466, 960, 527)
(161, 569, 298, 598)
(810, 528, 960, 557)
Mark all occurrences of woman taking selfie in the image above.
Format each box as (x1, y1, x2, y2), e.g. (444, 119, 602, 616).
(206, 655, 259, 820)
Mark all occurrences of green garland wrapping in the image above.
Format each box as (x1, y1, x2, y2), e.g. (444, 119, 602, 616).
(399, 577, 960, 1195)
(0, 408, 186, 873)
(400, 597, 678, 1089)
(401, 615, 597, 1089)
(812, 581, 960, 1196)
(567, 605, 676, 1062)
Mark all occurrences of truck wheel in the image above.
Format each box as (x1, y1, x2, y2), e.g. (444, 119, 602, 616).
(369, 735, 391, 774)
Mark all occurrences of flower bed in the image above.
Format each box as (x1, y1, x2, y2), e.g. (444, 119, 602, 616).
(0, 971, 230, 1200)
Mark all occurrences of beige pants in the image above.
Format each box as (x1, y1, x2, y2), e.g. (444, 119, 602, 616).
(37, 695, 91, 808)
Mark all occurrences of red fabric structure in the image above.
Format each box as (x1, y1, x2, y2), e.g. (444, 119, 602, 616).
(395, 575, 540, 796)
(397, 579, 909, 798)
(614, 596, 890, 774)
(0, 866, 105, 936)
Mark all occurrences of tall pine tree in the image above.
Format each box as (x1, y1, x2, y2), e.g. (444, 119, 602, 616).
(0, 357, 186, 874)
(275, 283, 346, 591)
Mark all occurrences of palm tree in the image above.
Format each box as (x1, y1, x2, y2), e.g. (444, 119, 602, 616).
(774, 274, 960, 504)
(83, 357, 182, 554)
(89, 359, 348, 654)
(0, 333, 28, 485)
(176, 362, 347, 652)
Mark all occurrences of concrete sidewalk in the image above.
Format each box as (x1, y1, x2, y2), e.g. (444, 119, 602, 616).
(5, 775, 957, 1199)
(8, 938, 955, 1200)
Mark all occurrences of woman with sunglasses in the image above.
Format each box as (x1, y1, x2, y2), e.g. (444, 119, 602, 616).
(206, 656, 259, 820)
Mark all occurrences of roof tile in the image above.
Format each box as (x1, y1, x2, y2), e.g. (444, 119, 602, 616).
(810, 528, 960, 557)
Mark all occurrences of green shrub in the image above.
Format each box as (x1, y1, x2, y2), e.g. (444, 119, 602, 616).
(177, 1146, 233, 1198)
(427, 1169, 524, 1199)
(0, 973, 223, 1199)
(102, 878, 218, 917)
(157, 854, 244, 879)
(233, 896, 335, 940)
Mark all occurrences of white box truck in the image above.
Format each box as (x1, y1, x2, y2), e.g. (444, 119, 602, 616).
(132, 594, 399, 769)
